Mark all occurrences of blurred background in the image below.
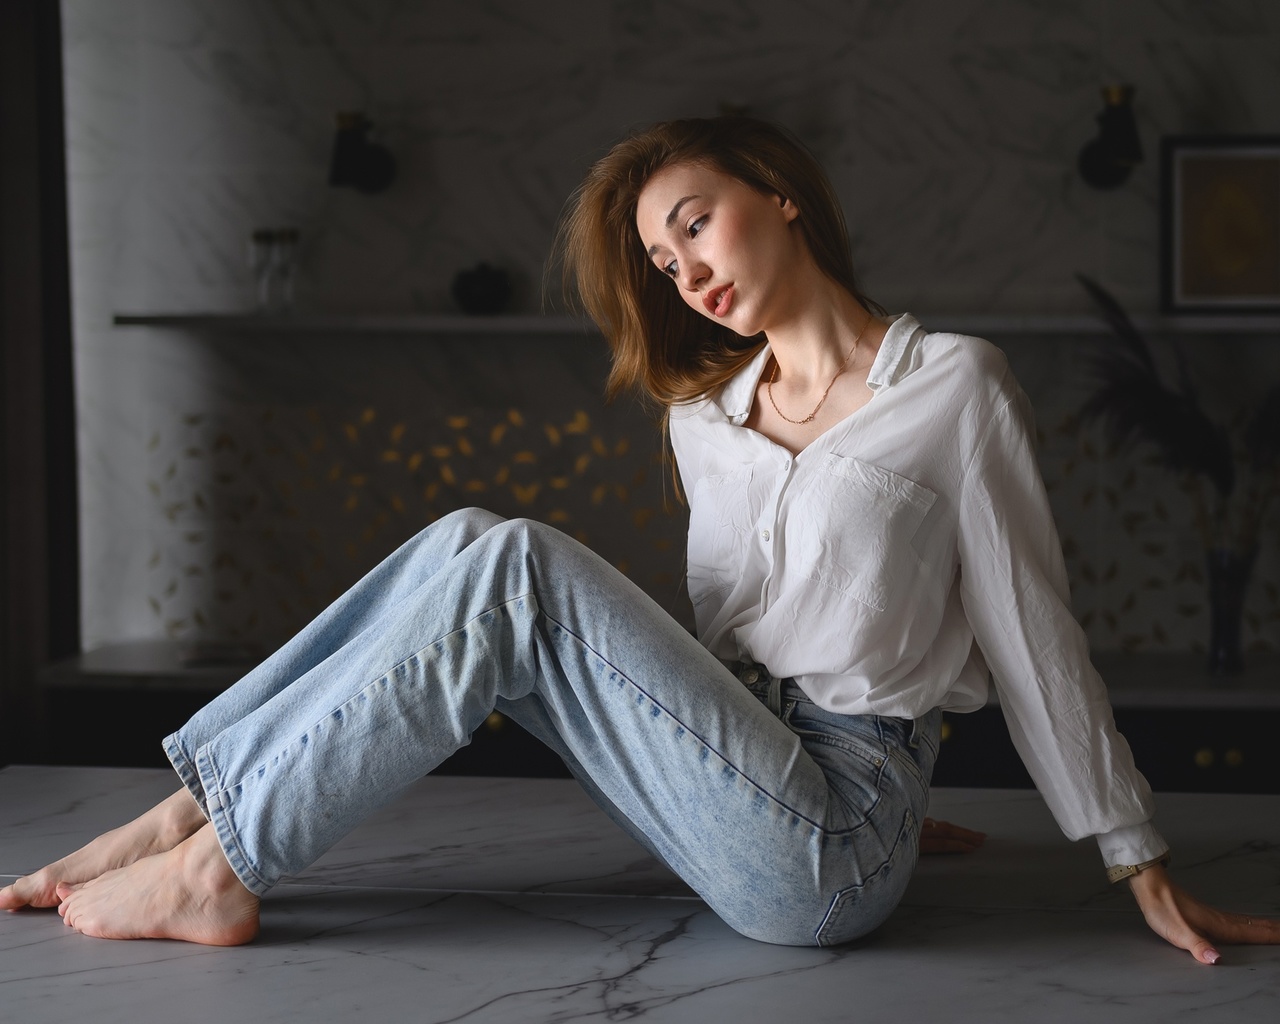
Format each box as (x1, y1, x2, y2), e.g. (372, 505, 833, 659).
(5, 0, 1280, 788)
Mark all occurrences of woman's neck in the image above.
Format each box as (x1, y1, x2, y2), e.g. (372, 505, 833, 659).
(763, 278, 875, 387)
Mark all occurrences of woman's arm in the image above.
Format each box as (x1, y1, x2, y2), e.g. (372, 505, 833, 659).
(955, 372, 1278, 961)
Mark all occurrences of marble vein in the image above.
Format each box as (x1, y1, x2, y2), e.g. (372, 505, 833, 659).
(3, 767, 1278, 1024)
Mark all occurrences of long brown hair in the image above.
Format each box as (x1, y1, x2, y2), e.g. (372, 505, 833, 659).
(555, 115, 882, 410)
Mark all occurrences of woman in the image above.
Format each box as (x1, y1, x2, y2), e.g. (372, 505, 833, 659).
(3, 116, 1275, 960)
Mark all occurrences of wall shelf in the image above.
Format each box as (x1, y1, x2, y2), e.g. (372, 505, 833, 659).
(923, 313, 1280, 336)
(112, 312, 598, 335)
(113, 311, 1280, 336)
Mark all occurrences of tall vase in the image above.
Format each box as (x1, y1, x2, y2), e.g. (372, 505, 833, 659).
(1205, 546, 1258, 675)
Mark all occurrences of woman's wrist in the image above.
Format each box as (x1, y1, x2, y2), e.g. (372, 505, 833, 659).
(1107, 852, 1171, 885)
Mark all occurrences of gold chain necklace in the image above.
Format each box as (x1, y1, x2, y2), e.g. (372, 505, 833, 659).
(766, 320, 869, 426)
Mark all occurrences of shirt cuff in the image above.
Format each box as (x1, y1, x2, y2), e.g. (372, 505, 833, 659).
(1095, 821, 1170, 869)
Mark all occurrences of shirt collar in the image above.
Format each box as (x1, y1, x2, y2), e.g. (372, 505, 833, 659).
(715, 345, 772, 424)
(869, 312, 921, 391)
(712, 313, 923, 425)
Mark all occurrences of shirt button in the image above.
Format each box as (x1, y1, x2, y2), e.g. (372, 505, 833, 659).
(761, 529, 771, 541)
(742, 668, 759, 684)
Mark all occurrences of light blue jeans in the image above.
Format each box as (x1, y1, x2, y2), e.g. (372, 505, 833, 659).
(164, 508, 941, 946)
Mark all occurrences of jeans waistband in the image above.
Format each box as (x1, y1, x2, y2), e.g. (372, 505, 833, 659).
(724, 659, 787, 717)
(724, 658, 930, 751)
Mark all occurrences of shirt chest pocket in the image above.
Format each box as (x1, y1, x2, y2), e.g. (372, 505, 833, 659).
(794, 454, 937, 611)
(687, 465, 756, 593)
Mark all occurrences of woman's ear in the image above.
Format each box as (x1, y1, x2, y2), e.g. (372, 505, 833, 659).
(776, 195, 800, 223)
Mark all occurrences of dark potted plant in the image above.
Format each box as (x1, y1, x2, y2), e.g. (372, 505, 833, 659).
(1077, 274, 1280, 673)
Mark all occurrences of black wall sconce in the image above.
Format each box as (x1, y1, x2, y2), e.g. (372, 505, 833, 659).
(328, 112, 396, 194)
(1078, 85, 1143, 189)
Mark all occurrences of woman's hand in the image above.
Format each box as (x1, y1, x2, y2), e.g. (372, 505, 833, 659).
(1128, 863, 1280, 963)
(919, 817, 986, 855)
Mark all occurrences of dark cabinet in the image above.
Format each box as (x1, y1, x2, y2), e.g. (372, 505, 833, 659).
(36, 645, 1280, 793)
(932, 704, 1280, 793)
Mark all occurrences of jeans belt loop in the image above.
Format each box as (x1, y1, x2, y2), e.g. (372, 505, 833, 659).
(767, 672, 783, 718)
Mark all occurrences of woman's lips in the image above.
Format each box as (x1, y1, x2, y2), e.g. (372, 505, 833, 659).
(703, 284, 734, 317)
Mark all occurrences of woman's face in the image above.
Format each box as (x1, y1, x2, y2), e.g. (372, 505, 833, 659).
(635, 161, 802, 336)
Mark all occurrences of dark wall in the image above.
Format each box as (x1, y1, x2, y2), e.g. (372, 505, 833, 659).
(1, 0, 80, 764)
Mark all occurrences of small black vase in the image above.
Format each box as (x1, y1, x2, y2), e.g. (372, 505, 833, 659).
(451, 263, 512, 315)
(1205, 546, 1257, 675)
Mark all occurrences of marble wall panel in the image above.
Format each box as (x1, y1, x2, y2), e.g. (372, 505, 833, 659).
(61, 0, 1280, 660)
(113, 329, 691, 650)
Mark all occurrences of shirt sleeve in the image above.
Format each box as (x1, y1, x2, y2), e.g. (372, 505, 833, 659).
(955, 377, 1168, 869)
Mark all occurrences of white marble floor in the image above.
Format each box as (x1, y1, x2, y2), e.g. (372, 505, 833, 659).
(2, 765, 1277, 1023)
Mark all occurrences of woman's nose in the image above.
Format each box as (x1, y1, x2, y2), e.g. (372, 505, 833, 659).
(679, 259, 709, 291)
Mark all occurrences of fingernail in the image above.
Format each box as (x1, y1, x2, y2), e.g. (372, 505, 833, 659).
(1205, 949, 1221, 965)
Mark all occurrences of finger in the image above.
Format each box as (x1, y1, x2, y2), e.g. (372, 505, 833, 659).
(926, 820, 987, 843)
(1155, 877, 1280, 946)
(1148, 903, 1221, 964)
(1189, 937, 1222, 965)
(1192, 907, 1280, 946)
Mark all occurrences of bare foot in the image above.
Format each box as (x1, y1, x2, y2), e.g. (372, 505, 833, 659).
(56, 822, 259, 946)
(0, 788, 206, 910)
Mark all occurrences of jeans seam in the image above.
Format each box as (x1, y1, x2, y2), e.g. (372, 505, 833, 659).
(194, 743, 272, 896)
(215, 594, 540, 803)
(814, 806, 919, 946)
(545, 612, 843, 836)
(784, 724, 888, 767)
(161, 732, 209, 815)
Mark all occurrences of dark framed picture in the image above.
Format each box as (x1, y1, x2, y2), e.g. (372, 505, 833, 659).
(1160, 135, 1280, 313)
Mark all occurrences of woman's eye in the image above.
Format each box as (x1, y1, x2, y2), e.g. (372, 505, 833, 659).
(688, 215, 707, 238)
(662, 259, 678, 277)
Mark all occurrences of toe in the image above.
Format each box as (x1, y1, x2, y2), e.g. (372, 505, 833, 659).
(1, 876, 49, 910)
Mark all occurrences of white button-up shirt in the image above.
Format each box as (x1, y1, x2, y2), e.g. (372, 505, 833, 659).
(669, 313, 1167, 867)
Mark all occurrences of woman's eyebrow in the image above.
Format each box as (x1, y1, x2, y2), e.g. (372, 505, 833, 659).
(646, 194, 701, 258)
(665, 194, 700, 228)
